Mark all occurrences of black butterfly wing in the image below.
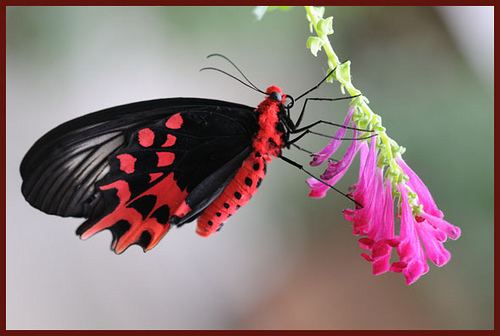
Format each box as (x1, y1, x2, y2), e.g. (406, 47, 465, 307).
(20, 98, 257, 253)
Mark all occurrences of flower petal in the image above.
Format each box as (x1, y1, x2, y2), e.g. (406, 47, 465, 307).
(421, 212, 461, 240)
(397, 158, 444, 218)
(306, 177, 329, 199)
(310, 106, 355, 166)
(350, 168, 383, 236)
(373, 253, 392, 275)
(416, 221, 452, 267)
(352, 138, 377, 203)
(307, 134, 361, 199)
(320, 129, 360, 180)
(396, 184, 429, 285)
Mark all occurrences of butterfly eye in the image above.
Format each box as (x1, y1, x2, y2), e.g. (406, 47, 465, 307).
(269, 92, 281, 101)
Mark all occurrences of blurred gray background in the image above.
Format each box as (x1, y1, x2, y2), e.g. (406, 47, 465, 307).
(7, 6, 493, 329)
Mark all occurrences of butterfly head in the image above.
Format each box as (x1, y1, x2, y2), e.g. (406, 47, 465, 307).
(266, 86, 282, 102)
(266, 86, 294, 109)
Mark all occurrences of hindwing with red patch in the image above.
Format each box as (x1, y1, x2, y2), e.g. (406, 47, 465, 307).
(20, 98, 257, 253)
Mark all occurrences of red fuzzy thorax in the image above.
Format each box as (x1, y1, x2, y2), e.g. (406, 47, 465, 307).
(253, 88, 286, 160)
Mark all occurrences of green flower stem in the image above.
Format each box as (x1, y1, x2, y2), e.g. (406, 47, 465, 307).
(303, 6, 420, 211)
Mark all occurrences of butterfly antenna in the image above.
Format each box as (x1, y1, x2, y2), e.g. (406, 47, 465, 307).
(207, 53, 264, 93)
(200, 67, 266, 94)
(295, 67, 337, 101)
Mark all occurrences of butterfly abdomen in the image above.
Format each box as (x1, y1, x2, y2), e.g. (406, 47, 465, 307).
(196, 152, 266, 236)
(196, 87, 286, 237)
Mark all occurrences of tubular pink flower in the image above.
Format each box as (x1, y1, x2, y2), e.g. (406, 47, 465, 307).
(352, 137, 377, 202)
(305, 150, 356, 198)
(306, 177, 330, 199)
(415, 219, 451, 267)
(397, 159, 461, 239)
(343, 138, 378, 235)
(393, 185, 430, 285)
(357, 178, 398, 276)
(396, 157, 461, 257)
(306, 127, 360, 198)
(397, 158, 443, 218)
(344, 144, 399, 277)
(370, 180, 398, 275)
(420, 212, 461, 240)
(309, 106, 355, 166)
(351, 167, 382, 236)
(320, 129, 359, 180)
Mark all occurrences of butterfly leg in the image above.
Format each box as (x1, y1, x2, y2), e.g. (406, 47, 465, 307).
(290, 143, 339, 163)
(280, 113, 376, 152)
(278, 154, 361, 207)
(292, 96, 361, 131)
(287, 128, 377, 144)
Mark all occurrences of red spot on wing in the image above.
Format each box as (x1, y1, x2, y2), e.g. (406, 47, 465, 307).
(116, 154, 136, 174)
(162, 134, 176, 147)
(138, 128, 155, 147)
(80, 173, 189, 253)
(157, 152, 175, 167)
(165, 113, 183, 129)
(149, 172, 163, 183)
(172, 200, 190, 218)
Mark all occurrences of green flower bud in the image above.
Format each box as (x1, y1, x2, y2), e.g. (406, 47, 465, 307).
(317, 17, 334, 36)
(306, 36, 324, 57)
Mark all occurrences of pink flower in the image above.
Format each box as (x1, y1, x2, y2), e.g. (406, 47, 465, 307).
(309, 106, 355, 167)
(320, 130, 359, 181)
(305, 110, 461, 284)
(391, 185, 430, 285)
(398, 157, 461, 240)
(397, 158, 443, 218)
(343, 139, 378, 235)
(306, 126, 360, 198)
(357, 178, 399, 276)
(343, 139, 399, 276)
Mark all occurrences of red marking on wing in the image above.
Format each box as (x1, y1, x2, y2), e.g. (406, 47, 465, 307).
(172, 200, 190, 218)
(165, 113, 183, 129)
(197, 153, 266, 237)
(138, 128, 155, 147)
(116, 154, 136, 174)
(149, 172, 163, 183)
(156, 152, 175, 167)
(161, 134, 177, 147)
(80, 173, 189, 253)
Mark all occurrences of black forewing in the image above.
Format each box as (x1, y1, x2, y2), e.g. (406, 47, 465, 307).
(20, 98, 257, 220)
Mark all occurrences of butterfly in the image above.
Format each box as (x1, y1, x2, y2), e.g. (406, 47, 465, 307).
(20, 54, 361, 254)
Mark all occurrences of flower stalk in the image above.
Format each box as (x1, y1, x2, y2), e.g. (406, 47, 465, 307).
(304, 6, 411, 205)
